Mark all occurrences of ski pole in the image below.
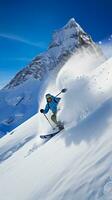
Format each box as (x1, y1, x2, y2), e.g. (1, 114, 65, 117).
(43, 113, 55, 129)
(56, 88, 67, 97)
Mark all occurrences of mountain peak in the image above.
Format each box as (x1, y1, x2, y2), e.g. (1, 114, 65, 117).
(64, 18, 77, 28)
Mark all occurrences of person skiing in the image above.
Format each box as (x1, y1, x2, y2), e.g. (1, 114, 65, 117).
(40, 93, 64, 130)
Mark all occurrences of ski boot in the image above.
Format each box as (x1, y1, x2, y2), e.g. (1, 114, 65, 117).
(57, 121, 64, 131)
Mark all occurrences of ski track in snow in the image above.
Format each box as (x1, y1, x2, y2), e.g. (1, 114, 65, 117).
(0, 52, 112, 200)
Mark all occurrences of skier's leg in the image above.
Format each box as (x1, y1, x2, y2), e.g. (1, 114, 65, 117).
(51, 112, 58, 125)
(51, 113, 64, 130)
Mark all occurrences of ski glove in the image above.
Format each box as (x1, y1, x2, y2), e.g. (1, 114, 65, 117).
(40, 109, 44, 113)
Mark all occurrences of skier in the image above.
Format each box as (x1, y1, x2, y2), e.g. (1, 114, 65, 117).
(40, 93, 64, 130)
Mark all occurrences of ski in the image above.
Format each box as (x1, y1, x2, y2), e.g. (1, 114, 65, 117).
(40, 129, 63, 139)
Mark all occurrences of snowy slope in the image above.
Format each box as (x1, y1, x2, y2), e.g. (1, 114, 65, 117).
(0, 18, 104, 136)
(0, 54, 112, 200)
(0, 79, 41, 137)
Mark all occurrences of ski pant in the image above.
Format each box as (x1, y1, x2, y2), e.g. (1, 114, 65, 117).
(51, 112, 62, 127)
(51, 112, 58, 125)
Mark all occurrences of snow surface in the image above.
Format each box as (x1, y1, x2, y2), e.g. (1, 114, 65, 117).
(100, 40, 112, 59)
(0, 79, 41, 136)
(0, 52, 112, 200)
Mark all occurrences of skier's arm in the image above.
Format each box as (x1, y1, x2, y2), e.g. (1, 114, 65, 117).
(54, 97, 61, 103)
(43, 103, 50, 114)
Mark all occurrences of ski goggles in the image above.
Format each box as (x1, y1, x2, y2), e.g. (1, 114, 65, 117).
(46, 94, 51, 99)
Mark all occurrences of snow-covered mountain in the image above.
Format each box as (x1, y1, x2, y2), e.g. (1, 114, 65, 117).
(0, 18, 104, 136)
(0, 53, 112, 200)
(4, 18, 102, 89)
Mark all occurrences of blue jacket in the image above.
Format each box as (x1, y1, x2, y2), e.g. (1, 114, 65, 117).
(44, 95, 61, 114)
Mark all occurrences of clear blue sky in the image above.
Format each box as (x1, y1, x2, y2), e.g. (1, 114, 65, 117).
(0, 0, 112, 87)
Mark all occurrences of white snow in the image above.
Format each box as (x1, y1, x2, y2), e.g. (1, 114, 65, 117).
(0, 52, 112, 200)
(0, 79, 41, 136)
(100, 39, 112, 58)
